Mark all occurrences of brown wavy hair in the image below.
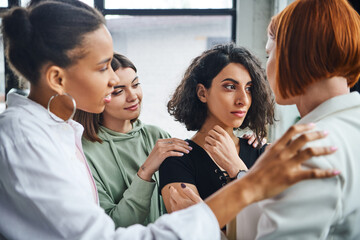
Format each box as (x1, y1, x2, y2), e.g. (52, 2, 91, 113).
(167, 43, 275, 145)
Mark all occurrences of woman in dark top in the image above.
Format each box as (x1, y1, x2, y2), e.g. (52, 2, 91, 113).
(159, 43, 275, 209)
(161, 138, 265, 200)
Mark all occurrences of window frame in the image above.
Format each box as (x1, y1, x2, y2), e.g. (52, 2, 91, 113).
(1, 0, 237, 97)
(95, 0, 237, 42)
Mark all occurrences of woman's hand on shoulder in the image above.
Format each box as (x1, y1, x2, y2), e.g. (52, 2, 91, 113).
(204, 125, 248, 178)
(162, 183, 202, 213)
(137, 138, 192, 182)
(242, 132, 268, 148)
(242, 123, 339, 203)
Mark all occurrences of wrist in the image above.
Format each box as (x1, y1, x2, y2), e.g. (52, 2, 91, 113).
(233, 175, 257, 205)
(228, 157, 248, 178)
(234, 170, 247, 179)
(228, 166, 242, 178)
(137, 165, 153, 182)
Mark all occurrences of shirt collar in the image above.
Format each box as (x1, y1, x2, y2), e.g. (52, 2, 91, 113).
(298, 92, 360, 124)
(7, 92, 61, 126)
(6, 92, 84, 134)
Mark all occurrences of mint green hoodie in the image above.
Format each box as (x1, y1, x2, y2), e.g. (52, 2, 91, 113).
(82, 120, 170, 228)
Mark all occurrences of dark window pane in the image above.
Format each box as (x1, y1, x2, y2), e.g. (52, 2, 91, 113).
(107, 15, 231, 138)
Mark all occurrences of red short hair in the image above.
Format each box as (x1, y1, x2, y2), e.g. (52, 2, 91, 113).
(268, 0, 360, 99)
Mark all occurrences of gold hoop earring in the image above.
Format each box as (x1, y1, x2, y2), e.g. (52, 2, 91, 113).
(47, 93, 76, 122)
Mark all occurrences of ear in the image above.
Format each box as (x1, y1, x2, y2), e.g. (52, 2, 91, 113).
(196, 83, 207, 103)
(45, 65, 66, 94)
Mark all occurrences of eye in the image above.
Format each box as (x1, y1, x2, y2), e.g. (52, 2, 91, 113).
(133, 82, 141, 88)
(224, 84, 236, 90)
(100, 66, 108, 72)
(245, 85, 252, 93)
(266, 56, 269, 59)
(112, 89, 123, 96)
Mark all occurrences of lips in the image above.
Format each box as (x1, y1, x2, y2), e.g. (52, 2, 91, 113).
(124, 103, 139, 111)
(231, 110, 246, 118)
(104, 93, 112, 103)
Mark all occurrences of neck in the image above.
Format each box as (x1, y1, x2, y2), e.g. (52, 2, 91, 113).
(29, 85, 74, 121)
(102, 118, 133, 133)
(28, 85, 52, 109)
(295, 76, 349, 117)
(192, 117, 237, 148)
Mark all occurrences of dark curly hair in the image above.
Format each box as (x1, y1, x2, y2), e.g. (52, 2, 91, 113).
(167, 43, 275, 144)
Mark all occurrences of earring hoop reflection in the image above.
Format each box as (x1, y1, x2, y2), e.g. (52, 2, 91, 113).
(47, 93, 76, 122)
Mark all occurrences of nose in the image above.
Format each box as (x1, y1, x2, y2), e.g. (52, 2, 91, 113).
(108, 68, 120, 88)
(235, 88, 250, 106)
(126, 88, 137, 102)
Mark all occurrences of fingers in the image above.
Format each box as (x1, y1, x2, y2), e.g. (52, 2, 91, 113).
(207, 127, 223, 141)
(292, 168, 340, 183)
(205, 126, 228, 149)
(276, 123, 316, 149)
(212, 125, 228, 135)
(161, 138, 191, 149)
(247, 135, 256, 146)
(169, 185, 201, 212)
(294, 146, 337, 164)
(242, 132, 267, 148)
(289, 130, 328, 152)
(207, 125, 231, 141)
(165, 145, 191, 155)
(280, 130, 329, 161)
(169, 186, 179, 212)
(157, 138, 192, 155)
(204, 135, 218, 147)
(169, 186, 180, 202)
(167, 151, 188, 157)
(180, 183, 202, 203)
(169, 197, 177, 212)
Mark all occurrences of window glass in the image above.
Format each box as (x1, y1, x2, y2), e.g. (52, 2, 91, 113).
(105, 0, 232, 9)
(79, 0, 94, 7)
(0, 0, 7, 7)
(21, 0, 30, 7)
(107, 15, 231, 138)
(21, 0, 93, 7)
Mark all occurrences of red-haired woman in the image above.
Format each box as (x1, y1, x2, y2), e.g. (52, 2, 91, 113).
(236, 0, 360, 239)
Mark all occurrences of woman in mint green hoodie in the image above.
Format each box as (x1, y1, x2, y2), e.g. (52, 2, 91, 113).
(74, 53, 192, 228)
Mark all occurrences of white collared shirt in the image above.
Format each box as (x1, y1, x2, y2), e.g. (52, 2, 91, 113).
(0, 93, 220, 240)
(237, 92, 360, 239)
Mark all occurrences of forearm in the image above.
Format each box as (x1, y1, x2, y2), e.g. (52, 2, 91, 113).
(205, 176, 255, 228)
(137, 165, 154, 182)
(102, 174, 156, 227)
(108, 199, 150, 227)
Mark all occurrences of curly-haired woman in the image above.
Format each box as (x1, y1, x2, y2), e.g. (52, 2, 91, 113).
(159, 43, 275, 212)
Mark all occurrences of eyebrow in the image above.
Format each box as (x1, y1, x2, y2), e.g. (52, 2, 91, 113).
(221, 78, 252, 85)
(114, 76, 139, 89)
(97, 57, 112, 65)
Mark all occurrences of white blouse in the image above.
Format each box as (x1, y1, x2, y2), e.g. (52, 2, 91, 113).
(0, 93, 220, 240)
(237, 92, 360, 239)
